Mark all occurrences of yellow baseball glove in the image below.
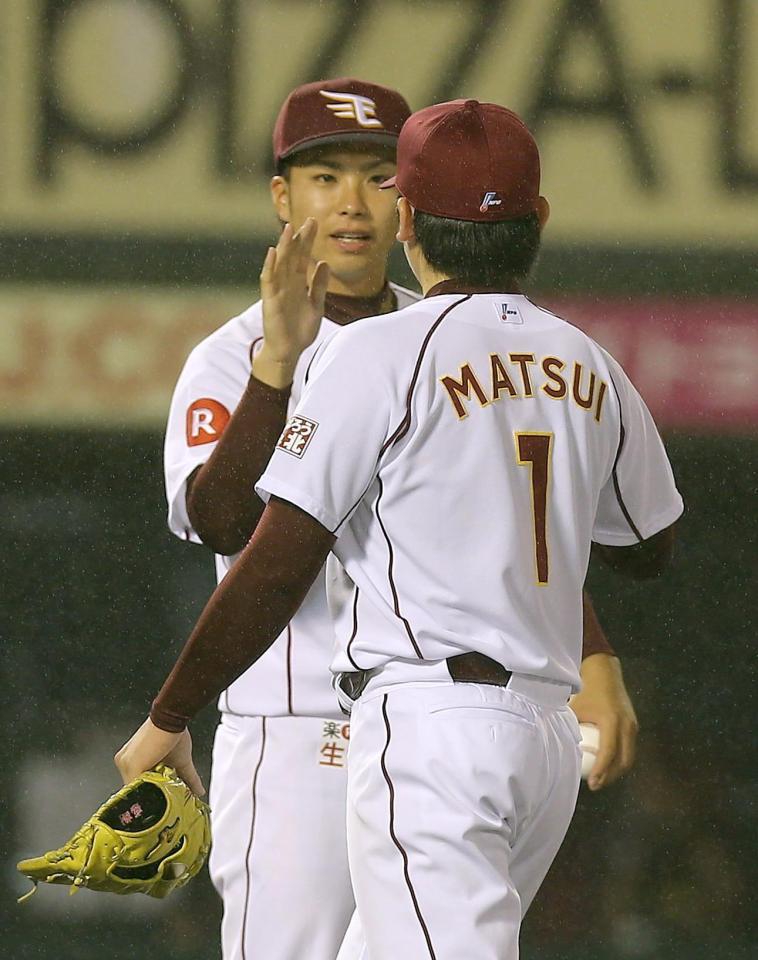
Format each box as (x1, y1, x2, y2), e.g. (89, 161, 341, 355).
(17, 765, 210, 901)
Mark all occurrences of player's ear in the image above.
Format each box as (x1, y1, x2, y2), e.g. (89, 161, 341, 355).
(536, 196, 550, 229)
(396, 197, 416, 243)
(270, 176, 291, 224)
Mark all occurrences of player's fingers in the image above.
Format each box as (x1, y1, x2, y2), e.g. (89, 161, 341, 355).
(588, 716, 619, 791)
(282, 220, 309, 279)
(275, 222, 294, 263)
(259, 246, 277, 292)
(309, 260, 330, 314)
(175, 759, 206, 798)
(617, 715, 639, 776)
(601, 713, 638, 787)
(163, 729, 206, 797)
(290, 218, 317, 275)
(296, 217, 318, 262)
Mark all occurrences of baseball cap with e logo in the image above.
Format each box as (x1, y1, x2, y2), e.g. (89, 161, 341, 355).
(273, 78, 411, 164)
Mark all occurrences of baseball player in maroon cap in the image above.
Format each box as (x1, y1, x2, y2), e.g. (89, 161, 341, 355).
(163, 77, 418, 960)
(140, 89, 642, 960)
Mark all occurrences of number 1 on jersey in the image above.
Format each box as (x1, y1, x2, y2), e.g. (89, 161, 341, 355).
(514, 432, 553, 585)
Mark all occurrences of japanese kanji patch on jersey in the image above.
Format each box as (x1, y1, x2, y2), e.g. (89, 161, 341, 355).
(186, 398, 231, 446)
(277, 415, 319, 458)
(318, 720, 350, 768)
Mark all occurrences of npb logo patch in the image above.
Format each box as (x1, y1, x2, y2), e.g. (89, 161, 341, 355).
(186, 398, 231, 446)
(480, 191, 503, 213)
(494, 302, 523, 325)
(277, 415, 319, 458)
(320, 90, 383, 128)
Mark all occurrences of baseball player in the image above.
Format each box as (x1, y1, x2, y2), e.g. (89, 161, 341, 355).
(154, 84, 641, 959)
(163, 79, 416, 960)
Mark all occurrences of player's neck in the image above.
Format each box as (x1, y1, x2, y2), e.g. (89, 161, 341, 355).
(413, 257, 521, 297)
(404, 245, 452, 294)
(326, 272, 388, 298)
(324, 282, 394, 326)
(413, 260, 454, 295)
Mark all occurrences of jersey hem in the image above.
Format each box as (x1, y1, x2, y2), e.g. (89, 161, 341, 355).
(216, 706, 345, 721)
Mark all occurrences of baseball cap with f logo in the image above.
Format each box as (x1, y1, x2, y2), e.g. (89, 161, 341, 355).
(381, 99, 541, 222)
(273, 78, 411, 165)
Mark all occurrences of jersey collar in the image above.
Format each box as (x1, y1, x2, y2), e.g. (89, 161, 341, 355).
(324, 282, 397, 326)
(424, 279, 523, 299)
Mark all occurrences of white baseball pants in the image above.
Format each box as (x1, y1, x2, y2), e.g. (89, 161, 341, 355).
(208, 713, 354, 960)
(341, 677, 581, 960)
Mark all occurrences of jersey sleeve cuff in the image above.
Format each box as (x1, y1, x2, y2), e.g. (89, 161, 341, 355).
(256, 476, 340, 534)
(166, 460, 209, 544)
(149, 701, 189, 733)
(592, 496, 684, 547)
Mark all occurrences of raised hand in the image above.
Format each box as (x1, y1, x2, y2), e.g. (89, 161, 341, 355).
(255, 218, 331, 389)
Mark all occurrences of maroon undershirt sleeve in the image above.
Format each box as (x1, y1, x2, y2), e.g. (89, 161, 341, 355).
(186, 289, 396, 556)
(581, 590, 616, 659)
(186, 374, 291, 556)
(151, 498, 335, 732)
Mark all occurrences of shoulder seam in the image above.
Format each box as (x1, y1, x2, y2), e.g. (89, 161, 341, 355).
(522, 295, 608, 355)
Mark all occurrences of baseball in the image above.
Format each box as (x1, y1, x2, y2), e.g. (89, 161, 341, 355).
(579, 723, 600, 780)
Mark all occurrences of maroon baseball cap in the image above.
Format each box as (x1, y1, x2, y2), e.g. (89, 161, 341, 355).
(273, 78, 411, 164)
(381, 99, 541, 222)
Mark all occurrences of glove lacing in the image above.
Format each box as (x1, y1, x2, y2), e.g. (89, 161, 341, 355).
(17, 820, 122, 903)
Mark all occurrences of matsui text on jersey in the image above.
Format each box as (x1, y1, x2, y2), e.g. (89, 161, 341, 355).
(440, 353, 608, 423)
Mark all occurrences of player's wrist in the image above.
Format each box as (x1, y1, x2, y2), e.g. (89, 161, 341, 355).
(253, 344, 298, 389)
(149, 701, 189, 734)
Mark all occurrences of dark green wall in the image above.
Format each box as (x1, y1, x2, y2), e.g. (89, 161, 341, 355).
(2, 233, 756, 297)
(1, 429, 755, 958)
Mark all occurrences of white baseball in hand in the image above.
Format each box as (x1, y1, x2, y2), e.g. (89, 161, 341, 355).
(579, 722, 600, 780)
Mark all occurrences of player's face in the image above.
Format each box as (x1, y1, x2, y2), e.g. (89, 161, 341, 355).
(271, 149, 399, 297)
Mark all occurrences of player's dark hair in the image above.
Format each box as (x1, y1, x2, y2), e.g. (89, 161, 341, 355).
(413, 210, 542, 286)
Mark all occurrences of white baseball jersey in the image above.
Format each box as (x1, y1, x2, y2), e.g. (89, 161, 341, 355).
(257, 291, 684, 691)
(164, 284, 420, 719)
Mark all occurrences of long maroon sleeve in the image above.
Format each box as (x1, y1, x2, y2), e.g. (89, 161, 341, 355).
(151, 498, 335, 732)
(581, 591, 616, 659)
(186, 375, 291, 556)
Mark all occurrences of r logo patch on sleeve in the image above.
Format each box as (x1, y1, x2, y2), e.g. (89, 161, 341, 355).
(277, 415, 319, 458)
(186, 398, 231, 446)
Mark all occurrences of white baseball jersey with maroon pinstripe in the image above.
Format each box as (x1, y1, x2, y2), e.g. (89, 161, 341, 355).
(258, 289, 682, 960)
(163, 283, 420, 720)
(257, 291, 683, 689)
